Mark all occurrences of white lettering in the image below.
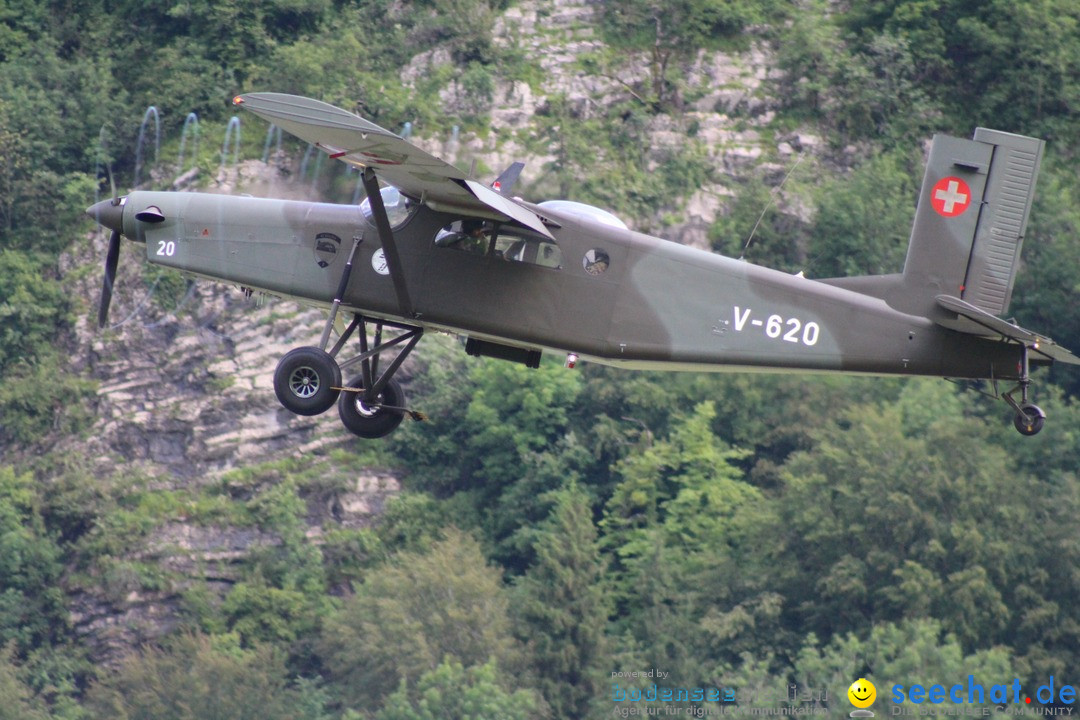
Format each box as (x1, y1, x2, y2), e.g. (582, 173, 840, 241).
(734, 306, 752, 332)
(766, 314, 783, 338)
(729, 306, 822, 347)
(783, 318, 801, 342)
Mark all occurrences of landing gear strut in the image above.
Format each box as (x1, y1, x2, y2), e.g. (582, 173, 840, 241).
(271, 312, 423, 438)
(332, 315, 423, 438)
(272, 167, 423, 438)
(1001, 343, 1045, 436)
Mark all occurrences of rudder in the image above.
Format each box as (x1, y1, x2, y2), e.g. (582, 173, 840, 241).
(962, 128, 1043, 314)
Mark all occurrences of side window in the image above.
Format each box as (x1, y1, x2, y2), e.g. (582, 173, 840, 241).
(433, 222, 561, 269)
(493, 233, 562, 269)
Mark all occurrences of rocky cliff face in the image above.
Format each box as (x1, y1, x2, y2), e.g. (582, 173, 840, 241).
(51, 0, 823, 664)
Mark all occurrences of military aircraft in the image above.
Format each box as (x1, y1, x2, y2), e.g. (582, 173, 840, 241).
(87, 92, 1078, 438)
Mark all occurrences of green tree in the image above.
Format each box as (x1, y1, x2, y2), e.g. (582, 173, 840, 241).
(0, 467, 67, 652)
(598, 0, 773, 109)
(0, 643, 48, 720)
(376, 659, 538, 720)
(320, 529, 525, 709)
(766, 382, 1045, 649)
(792, 620, 1015, 703)
(392, 346, 583, 569)
(85, 633, 316, 720)
(773, 0, 846, 116)
(709, 174, 809, 273)
(514, 482, 610, 719)
(602, 402, 756, 577)
(718, 620, 1016, 710)
(808, 150, 918, 277)
(841, 0, 1080, 145)
(602, 403, 776, 682)
(419, 0, 501, 65)
(0, 250, 70, 370)
(217, 478, 330, 655)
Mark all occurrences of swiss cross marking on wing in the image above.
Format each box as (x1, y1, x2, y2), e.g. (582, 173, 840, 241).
(931, 177, 972, 217)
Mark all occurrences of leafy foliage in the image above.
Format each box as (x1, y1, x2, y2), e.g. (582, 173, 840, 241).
(513, 482, 610, 719)
(84, 633, 316, 720)
(807, 150, 919, 277)
(376, 659, 538, 720)
(598, 0, 782, 109)
(0, 468, 68, 653)
(320, 529, 526, 710)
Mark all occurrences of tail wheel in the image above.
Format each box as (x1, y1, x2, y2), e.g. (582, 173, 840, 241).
(273, 347, 341, 416)
(338, 376, 405, 439)
(1014, 404, 1045, 436)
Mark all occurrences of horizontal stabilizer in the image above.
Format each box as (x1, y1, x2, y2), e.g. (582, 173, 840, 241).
(936, 295, 1080, 365)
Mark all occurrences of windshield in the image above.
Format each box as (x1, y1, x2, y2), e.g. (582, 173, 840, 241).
(360, 185, 416, 230)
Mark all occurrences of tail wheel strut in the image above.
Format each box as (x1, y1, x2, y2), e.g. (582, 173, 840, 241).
(1002, 343, 1045, 436)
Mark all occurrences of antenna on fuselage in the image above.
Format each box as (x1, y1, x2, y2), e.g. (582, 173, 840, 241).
(740, 154, 804, 261)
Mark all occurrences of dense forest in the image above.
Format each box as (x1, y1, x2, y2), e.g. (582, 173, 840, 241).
(3, 0, 1080, 717)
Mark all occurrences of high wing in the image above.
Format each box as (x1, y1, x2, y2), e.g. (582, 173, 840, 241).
(935, 294, 1080, 365)
(233, 92, 553, 239)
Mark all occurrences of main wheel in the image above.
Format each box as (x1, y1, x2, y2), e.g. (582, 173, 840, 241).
(273, 347, 341, 416)
(1014, 404, 1045, 436)
(338, 376, 405, 439)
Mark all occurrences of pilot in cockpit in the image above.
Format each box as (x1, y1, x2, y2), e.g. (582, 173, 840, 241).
(434, 219, 488, 254)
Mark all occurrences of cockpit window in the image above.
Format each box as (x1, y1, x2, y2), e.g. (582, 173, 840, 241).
(361, 185, 416, 230)
(435, 219, 489, 255)
(495, 234, 562, 268)
(434, 221, 561, 269)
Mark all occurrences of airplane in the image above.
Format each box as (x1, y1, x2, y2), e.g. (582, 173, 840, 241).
(86, 92, 1079, 439)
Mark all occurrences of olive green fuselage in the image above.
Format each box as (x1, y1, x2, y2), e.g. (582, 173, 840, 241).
(120, 190, 1024, 382)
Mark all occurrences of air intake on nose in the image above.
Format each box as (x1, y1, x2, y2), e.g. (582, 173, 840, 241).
(135, 205, 165, 223)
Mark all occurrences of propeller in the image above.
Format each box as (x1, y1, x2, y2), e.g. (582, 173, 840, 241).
(87, 171, 126, 329)
(98, 228, 121, 329)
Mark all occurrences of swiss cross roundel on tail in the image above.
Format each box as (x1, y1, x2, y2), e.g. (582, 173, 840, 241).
(931, 176, 972, 217)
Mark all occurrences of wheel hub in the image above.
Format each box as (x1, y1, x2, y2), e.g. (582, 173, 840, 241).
(355, 392, 383, 418)
(289, 366, 320, 398)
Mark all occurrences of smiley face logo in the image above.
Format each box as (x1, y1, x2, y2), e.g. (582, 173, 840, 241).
(848, 678, 876, 709)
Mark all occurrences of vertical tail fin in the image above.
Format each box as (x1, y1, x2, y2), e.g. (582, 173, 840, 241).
(897, 128, 1044, 317)
(491, 161, 525, 195)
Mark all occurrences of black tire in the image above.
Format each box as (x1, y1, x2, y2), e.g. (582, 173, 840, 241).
(1014, 404, 1045, 436)
(273, 347, 341, 416)
(338, 376, 405, 439)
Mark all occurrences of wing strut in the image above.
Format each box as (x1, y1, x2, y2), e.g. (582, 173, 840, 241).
(360, 167, 415, 318)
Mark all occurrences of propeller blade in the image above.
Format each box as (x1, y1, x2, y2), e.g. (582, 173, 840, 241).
(98, 229, 121, 329)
